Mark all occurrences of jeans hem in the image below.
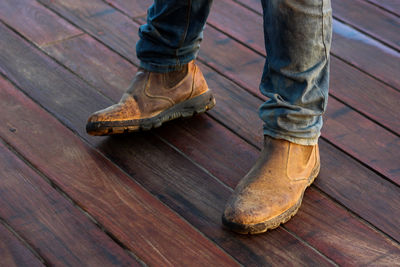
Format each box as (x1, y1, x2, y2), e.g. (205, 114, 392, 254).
(139, 56, 196, 73)
(263, 128, 320, 146)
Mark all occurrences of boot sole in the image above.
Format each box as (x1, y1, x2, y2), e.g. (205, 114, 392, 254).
(86, 90, 216, 136)
(222, 163, 320, 235)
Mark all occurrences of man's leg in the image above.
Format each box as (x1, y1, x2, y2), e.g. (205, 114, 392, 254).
(86, 0, 214, 135)
(223, 0, 332, 234)
(137, 0, 213, 73)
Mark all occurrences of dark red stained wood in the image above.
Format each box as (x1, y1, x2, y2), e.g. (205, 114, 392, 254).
(331, 19, 400, 90)
(95, 131, 333, 267)
(158, 115, 400, 247)
(0, 30, 239, 266)
(328, 57, 400, 134)
(29, 0, 396, 242)
(197, 63, 400, 244)
(286, 190, 400, 266)
(323, 98, 400, 183)
(242, 0, 400, 52)
(54, 6, 400, 141)
(0, 0, 81, 47)
(367, 0, 400, 16)
(0, 223, 43, 267)
(102, 0, 400, 137)
(332, 0, 400, 50)
(43, 34, 136, 102)
(209, 0, 265, 53)
(211, 0, 400, 91)
(38, 24, 400, 264)
(38, 0, 140, 65)
(203, 52, 400, 185)
(40, 32, 255, 187)
(4, 0, 400, 264)
(0, 20, 332, 267)
(0, 137, 141, 266)
(199, 26, 400, 135)
(234, 0, 261, 12)
(78, 0, 400, 181)
(105, 0, 152, 18)
(203, 54, 400, 187)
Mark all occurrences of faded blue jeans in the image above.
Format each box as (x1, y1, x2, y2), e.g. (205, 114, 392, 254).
(136, 0, 332, 145)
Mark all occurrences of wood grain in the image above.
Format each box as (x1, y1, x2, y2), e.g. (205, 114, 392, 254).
(0, 136, 140, 266)
(31, 0, 398, 243)
(0, 26, 238, 267)
(215, 0, 400, 91)
(178, 61, 400, 241)
(0, 0, 81, 47)
(198, 62, 400, 243)
(38, 0, 140, 65)
(199, 27, 400, 135)
(37, 19, 400, 263)
(332, 0, 400, 50)
(3, 0, 398, 264)
(286, 190, 400, 266)
(89, 0, 400, 181)
(43, 34, 136, 102)
(30, 2, 400, 138)
(367, 0, 400, 16)
(0, 19, 332, 266)
(241, 0, 400, 52)
(105, 0, 152, 18)
(0, 223, 43, 267)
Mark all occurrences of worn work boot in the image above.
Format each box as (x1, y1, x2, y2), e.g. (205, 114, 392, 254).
(86, 60, 215, 135)
(222, 136, 320, 234)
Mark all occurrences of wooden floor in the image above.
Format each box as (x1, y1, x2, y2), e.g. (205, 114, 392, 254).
(1, 0, 399, 265)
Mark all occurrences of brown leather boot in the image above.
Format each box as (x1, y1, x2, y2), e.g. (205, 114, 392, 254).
(222, 136, 320, 234)
(86, 60, 215, 135)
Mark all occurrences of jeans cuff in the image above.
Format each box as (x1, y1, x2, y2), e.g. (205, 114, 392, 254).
(139, 55, 196, 73)
(263, 128, 320, 146)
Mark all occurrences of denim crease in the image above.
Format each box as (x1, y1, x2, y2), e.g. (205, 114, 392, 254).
(136, 0, 332, 145)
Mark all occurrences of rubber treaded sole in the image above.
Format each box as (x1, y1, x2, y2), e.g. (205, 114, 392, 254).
(86, 90, 215, 136)
(222, 163, 320, 235)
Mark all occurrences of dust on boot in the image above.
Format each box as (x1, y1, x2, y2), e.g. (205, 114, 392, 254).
(222, 136, 320, 234)
(86, 60, 215, 136)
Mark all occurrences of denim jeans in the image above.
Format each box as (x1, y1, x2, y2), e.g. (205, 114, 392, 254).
(136, 0, 332, 145)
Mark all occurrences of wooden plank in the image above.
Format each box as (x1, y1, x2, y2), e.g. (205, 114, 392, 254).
(0, 0, 81, 47)
(210, 0, 400, 91)
(233, 0, 261, 12)
(242, 0, 400, 50)
(32, 0, 400, 240)
(0, 135, 141, 266)
(286, 190, 400, 266)
(158, 114, 400, 247)
(18, 0, 397, 138)
(328, 57, 400, 134)
(0, 20, 332, 267)
(39, 0, 140, 65)
(37, 22, 400, 264)
(367, 0, 400, 16)
(105, 0, 151, 18)
(332, 0, 400, 50)
(86, 0, 400, 181)
(159, 117, 400, 266)
(322, 99, 400, 183)
(44, 34, 136, 102)
(331, 19, 400, 90)
(201, 53, 400, 186)
(0, 223, 43, 267)
(199, 27, 400, 135)
(0, 27, 238, 267)
(198, 62, 400, 244)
